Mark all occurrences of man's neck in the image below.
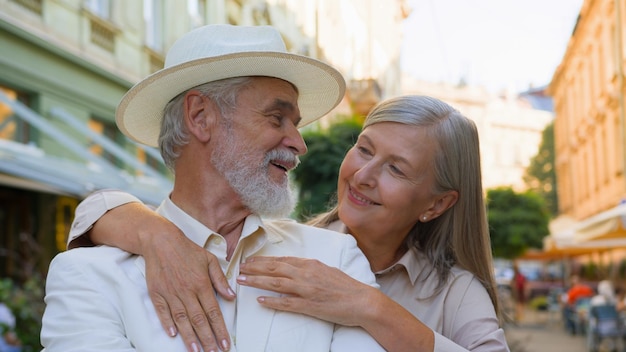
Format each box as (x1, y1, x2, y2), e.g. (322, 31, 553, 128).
(170, 184, 252, 260)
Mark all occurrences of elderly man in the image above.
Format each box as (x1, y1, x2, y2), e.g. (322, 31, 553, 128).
(40, 24, 383, 352)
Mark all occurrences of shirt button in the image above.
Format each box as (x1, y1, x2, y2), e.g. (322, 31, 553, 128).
(226, 271, 232, 279)
(213, 237, 223, 245)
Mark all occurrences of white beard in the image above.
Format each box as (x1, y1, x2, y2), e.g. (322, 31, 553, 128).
(211, 130, 298, 219)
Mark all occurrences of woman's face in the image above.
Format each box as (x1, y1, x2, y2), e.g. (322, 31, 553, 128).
(337, 122, 440, 245)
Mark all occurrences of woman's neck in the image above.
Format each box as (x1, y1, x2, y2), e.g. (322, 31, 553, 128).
(353, 233, 409, 272)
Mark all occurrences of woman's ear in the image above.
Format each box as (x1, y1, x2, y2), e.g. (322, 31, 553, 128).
(421, 190, 459, 222)
(183, 90, 217, 143)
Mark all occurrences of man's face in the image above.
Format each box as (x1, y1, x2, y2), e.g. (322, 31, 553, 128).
(212, 77, 307, 218)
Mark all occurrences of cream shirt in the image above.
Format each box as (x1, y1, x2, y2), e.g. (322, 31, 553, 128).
(43, 191, 384, 352)
(66, 190, 509, 352)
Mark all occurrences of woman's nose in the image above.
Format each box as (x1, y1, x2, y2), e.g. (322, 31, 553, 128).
(353, 161, 377, 187)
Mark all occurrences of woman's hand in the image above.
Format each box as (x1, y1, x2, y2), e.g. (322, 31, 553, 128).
(237, 256, 435, 351)
(89, 202, 235, 352)
(236, 256, 375, 326)
(140, 221, 235, 352)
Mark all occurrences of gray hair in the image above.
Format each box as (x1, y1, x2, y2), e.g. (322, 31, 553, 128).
(159, 77, 253, 169)
(368, 95, 497, 315)
(309, 95, 498, 316)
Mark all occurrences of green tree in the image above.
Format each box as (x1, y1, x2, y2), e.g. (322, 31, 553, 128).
(0, 275, 45, 352)
(292, 117, 362, 220)
(487, 187, 550, 259)
(524, 122, 558, 217)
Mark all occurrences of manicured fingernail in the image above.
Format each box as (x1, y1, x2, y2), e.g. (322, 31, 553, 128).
(191, 342, 200, 352)
(258, 296, 265, 303)
(168, 327, 177, 337)
(221, 339, 230, 350)
(228, 287, 236, 296)
(237, 275, 247, 282)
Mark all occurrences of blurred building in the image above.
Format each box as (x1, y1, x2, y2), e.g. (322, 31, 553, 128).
(549, 0, 623, 230)
(547, 0, 626, 266)
(403, 78, 553, 192)
(273, 0, 408, 121)
(0, 0, 406, 279)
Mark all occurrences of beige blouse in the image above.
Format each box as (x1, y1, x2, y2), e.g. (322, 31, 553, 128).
(326, 221, 509, 352)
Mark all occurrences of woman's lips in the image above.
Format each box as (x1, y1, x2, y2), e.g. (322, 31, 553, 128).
(348, 186, 380, 206)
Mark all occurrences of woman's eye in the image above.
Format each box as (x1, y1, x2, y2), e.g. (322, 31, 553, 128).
(389, 164, 404, 176)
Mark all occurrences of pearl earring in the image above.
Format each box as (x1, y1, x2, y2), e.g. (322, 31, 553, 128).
(422, 216, 427, 221)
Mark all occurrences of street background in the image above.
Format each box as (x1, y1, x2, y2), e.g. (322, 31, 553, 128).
(505, 307, 588, 352)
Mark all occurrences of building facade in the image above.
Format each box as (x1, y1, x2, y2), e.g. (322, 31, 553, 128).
(543, 0, 626, 271)
(550, 0, 626, 225)
(263, 0, 408, 117)
(403, 78, 554, 193)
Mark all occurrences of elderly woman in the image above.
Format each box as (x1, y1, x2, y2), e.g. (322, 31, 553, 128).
(68, 95, 509, 351)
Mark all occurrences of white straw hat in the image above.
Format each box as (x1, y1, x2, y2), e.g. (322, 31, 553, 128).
(116, 24, 346, 147)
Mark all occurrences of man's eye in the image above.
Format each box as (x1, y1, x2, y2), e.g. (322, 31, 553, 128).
(270, 114, 283, 125)
(357, 146, 372, 155)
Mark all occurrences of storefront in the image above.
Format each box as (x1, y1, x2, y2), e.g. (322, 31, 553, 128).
(0, 23, 172, 278)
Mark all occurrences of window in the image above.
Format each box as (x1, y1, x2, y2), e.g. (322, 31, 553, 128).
(0, 86, 32, 144)
(144, 0, 164, 51)
(189, 0, 207, 29)
(88, 117, 120, 166)
(136, 147, 168, 174)
(9, 0, 43, 15)
(85, 0, 116, 52)
(85, 0, 111, 20)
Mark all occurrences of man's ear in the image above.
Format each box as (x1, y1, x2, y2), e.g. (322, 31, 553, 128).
(183, 90, 217, 143)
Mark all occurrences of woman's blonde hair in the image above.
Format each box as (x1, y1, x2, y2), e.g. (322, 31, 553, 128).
(308, 95, 499, 316)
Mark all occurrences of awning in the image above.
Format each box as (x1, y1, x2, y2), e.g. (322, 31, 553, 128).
(521, 205, 626, 260)
(520, 247, 613, 260)
(0, 139, 169, 205)
(0, 87, 172, 206)
(573, 203, 626, 243)
(0, 172, 73, 196)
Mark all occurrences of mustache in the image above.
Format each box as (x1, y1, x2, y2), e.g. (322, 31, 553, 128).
(265, 148, 300, 171)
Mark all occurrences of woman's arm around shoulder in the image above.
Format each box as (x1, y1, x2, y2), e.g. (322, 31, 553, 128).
(68, 189, 144, 249)
(67, 189, 234, 352)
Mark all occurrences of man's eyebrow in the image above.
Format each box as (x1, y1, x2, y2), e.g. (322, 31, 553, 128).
(266, 99, 302, 126)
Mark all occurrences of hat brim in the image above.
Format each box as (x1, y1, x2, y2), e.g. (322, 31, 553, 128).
(116, 52, 346, 147)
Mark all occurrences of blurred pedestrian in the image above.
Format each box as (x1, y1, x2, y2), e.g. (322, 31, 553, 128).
(512, 264, 526, 322)
(564, 275, 594, 335)
(590, 280, 616, 306)
(587, 280, 619, 351)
